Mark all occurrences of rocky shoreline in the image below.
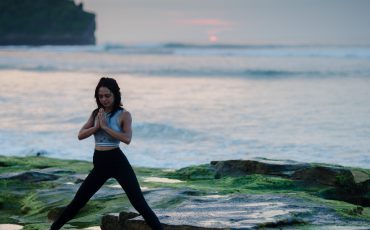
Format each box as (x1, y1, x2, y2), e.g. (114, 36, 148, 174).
(0, 155, 369, 229)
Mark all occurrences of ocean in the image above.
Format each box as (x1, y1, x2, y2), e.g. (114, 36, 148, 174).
(0, 44, 369, 169)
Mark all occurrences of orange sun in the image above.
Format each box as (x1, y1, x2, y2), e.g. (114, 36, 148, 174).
(209, 35, 218, 43)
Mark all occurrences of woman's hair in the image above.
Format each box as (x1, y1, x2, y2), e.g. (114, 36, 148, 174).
(92, 77, 123, 118)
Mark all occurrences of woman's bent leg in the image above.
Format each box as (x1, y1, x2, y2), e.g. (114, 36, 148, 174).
(50, 168, 108, 230)
(115, 155, 163, 230)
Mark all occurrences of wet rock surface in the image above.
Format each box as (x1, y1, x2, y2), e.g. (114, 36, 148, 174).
(0, 171, 59, 182)
(211, 158, 311, 178)
(211, 159, 370, 206)
(101, 193, 368, 229)
(210, 158, 356, 186)
(1, 155, 369, 229)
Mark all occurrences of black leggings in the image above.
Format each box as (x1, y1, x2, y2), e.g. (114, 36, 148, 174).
(50, 148, 163, 230)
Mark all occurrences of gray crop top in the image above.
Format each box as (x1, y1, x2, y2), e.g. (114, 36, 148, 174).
(94, 109, 124, 147)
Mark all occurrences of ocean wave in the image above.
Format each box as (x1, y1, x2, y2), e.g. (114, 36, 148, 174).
(3, 43, 370, 59)
(0, 63, 365, 78)
(132, 68, 357, 78)
(133, 122, 199, 141)
(97, 43, 370, 59)
(1, 43, 370, 78)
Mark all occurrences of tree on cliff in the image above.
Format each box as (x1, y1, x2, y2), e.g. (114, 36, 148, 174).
(0, 0, 96, 45)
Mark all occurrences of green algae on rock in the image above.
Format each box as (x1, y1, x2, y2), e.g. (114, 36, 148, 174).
(210, 159, 370, 206)
(1, 155, 370, 229)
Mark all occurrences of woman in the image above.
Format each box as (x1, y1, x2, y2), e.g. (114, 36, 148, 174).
(50, 77, 163, 230)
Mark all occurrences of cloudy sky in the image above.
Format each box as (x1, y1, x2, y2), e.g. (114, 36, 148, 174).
(81, 0, 370, 45)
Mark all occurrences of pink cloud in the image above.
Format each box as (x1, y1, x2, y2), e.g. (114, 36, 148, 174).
(178, 18, 231, 27)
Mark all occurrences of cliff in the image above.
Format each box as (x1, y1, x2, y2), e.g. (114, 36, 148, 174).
(0, 0, 96, 45)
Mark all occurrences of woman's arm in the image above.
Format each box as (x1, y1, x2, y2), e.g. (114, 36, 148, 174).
(98, 110, 132, 145)
(78, 114, 99, 140)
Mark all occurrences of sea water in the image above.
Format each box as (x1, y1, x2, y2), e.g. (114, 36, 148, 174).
(0, 44, 369, 169)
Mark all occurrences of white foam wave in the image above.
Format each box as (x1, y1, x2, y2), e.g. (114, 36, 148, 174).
(2, 43, 370, 58)
(133, 122, 199, 140)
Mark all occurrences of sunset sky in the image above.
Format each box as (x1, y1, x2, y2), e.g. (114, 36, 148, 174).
(81, 0, 370, 45)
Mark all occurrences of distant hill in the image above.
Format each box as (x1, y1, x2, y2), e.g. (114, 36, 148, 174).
(0, 0, 96, 45)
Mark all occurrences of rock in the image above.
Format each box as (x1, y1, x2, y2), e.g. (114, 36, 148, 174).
(47, 206, 66, 221)
(210, 159, 310, 179)
(351, 170, 370, 184)
(172, 164, 216, 180)
(1, 155, 370, 229)
(348, 206, 364, 215)
(102, 211, 226, 230)
(290, 166, 370, 206)
(0, 161, 12, 167)
(101, 212, 141, 230)
(20, 205, 31, 214)
(101, 194, 365, 230)
(75, 178, 85, 184)
(38, 167, 75, 175)
(84, 227, 101, 230)
(320, 183, 370, 207)
(119, 211, 141, 223)
(125, 220, 222, 230)
(0, 224, 23, 230)
(0, 171, 59, 182)
(0, 0, 96, 45)
(35, 150, 48, 157)
(210, 159, 370, 206)
(210, 159, 360, 187)
(101, 214, 120, 230)
(257, 218, 306, 228)
(291, 165, 356, 187)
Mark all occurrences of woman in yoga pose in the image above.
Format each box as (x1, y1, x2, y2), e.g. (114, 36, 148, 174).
(50, 77, 163, 230)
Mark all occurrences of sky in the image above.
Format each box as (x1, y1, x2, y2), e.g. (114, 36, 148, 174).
(80, 0, 370, 45)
